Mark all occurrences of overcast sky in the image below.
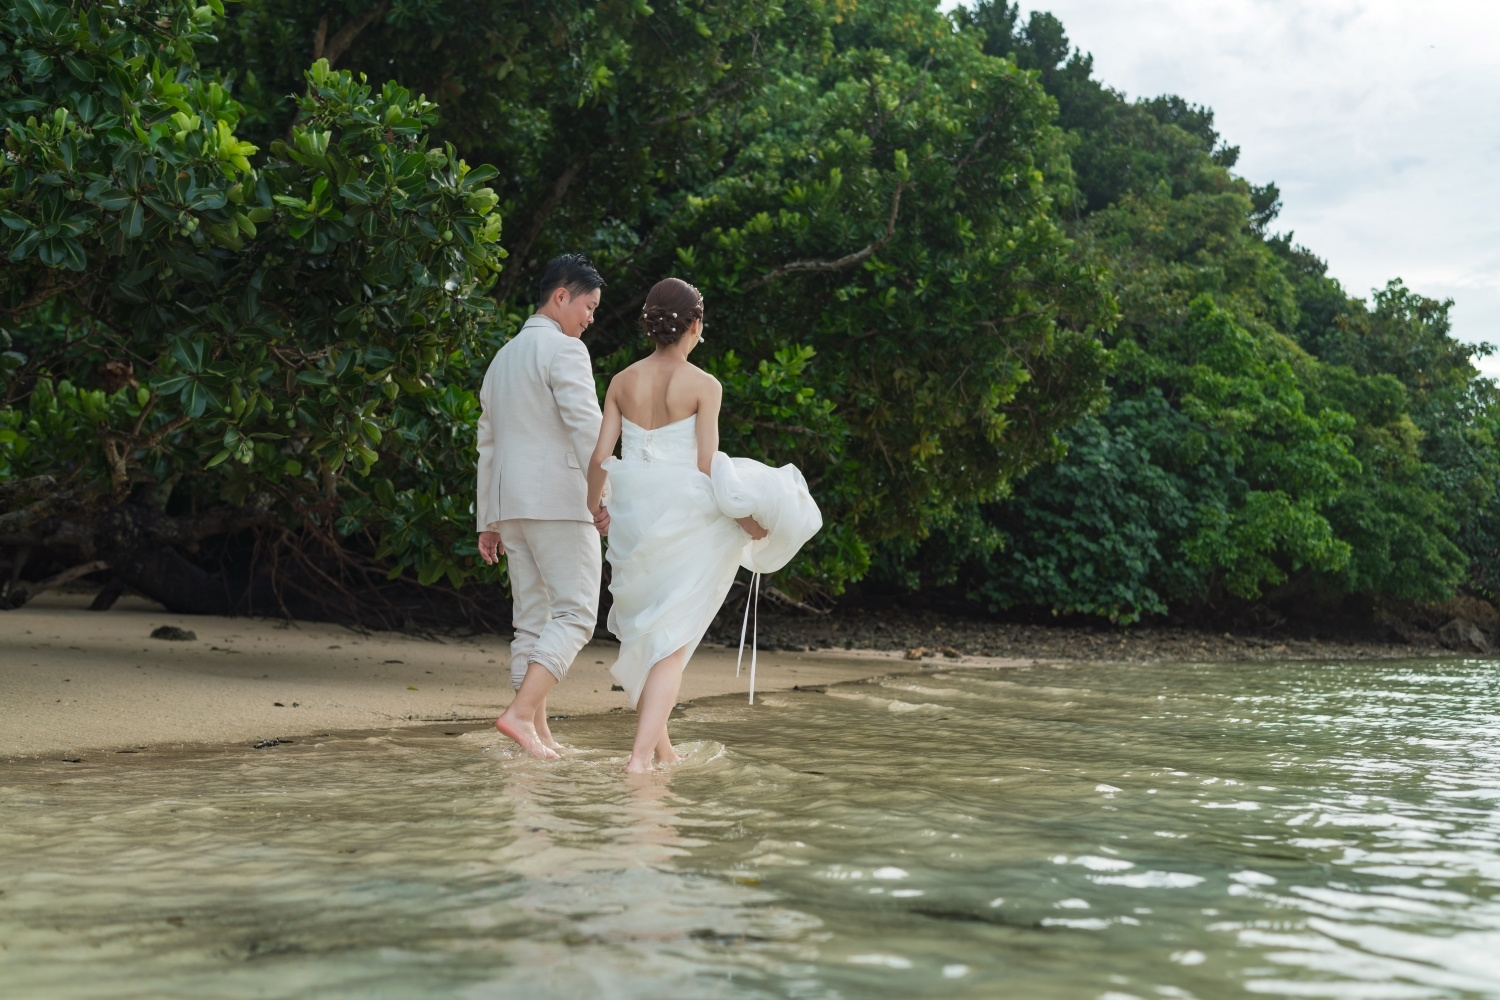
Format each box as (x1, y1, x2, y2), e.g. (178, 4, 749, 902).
(946, 0, 1500, 374)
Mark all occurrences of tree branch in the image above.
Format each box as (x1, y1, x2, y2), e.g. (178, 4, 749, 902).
(648, 78, 747, 128)
(765, 584, 831, 615)
(742, 419, 816, 436)
(0, 475, 56, 503)
(494, 158, 586, 304)
(952, 99, 1010, 179)
(0, 498, 52, 532)
(745, 183, 912, 291)
(0, 267, 91, 319)
(6, 559, 109, 606)
(322, 0, 390, 68)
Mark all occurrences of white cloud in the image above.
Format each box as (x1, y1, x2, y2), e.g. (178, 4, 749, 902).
(945, 0, 1500, 374)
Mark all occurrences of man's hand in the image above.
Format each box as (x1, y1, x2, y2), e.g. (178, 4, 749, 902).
(591, 504, 611, 536)
(478, 530, 505, 564)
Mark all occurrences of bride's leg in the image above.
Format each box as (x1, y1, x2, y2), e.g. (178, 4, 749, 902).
(627, 646, 687, 773)
(653, 726, 682, 765)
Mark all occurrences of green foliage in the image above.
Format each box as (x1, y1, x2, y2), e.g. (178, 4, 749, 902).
(983, 299, 1361, 622)
(3, 0, 1492, 623)
(653, 3, 1111, 586)
(201, 0, 1114, 594)
(0, 375, 141, 480)
(882, 1, 1496, 620)
(0, 0, 508, 592)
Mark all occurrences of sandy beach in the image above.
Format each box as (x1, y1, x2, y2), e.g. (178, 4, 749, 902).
(0, 593, 1029, 759)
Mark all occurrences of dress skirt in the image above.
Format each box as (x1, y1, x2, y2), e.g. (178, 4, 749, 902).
(603, 453, 821, 708)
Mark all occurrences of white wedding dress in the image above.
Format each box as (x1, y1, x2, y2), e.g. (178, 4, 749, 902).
(603, 414, 822, 707)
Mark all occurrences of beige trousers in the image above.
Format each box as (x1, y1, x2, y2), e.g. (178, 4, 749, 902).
(500, 518, 601, 689)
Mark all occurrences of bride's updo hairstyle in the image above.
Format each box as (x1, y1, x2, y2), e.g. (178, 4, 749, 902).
(640, 277, 704, 347)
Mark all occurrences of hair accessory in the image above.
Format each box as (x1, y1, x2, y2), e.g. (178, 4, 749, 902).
(672, 312, 678, 317)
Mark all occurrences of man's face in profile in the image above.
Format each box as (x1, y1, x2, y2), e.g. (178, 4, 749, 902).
(554, 286, 601, 338)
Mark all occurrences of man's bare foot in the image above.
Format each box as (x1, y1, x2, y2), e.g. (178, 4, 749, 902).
(495, 712, 560, 760)
(534, 713, 563, 752)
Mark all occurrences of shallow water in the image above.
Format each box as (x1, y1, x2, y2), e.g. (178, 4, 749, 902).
(4, 659, 1500, 999)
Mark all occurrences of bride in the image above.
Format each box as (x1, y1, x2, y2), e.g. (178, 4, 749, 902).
(586, 277, 820, 773)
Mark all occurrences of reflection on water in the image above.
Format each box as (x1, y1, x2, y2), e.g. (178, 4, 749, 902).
(4, 659, 1500, 998)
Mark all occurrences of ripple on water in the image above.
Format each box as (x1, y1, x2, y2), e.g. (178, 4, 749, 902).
(4, 658, 1500, 998)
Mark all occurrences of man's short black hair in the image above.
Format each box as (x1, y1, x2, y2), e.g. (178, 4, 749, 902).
(538, 254, 605, 302)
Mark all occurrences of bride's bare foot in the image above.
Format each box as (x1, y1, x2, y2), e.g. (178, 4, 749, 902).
(495, 711, 560, 759)
(625, 752, 654, 774)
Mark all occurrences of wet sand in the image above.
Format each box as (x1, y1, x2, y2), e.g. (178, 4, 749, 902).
(0, 594, 1027, 759)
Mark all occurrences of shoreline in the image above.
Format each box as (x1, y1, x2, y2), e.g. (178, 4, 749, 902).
(0, 594, 1029, 761)
(2, 592, 1471, 761)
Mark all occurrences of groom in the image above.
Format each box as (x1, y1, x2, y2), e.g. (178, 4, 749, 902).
(477, 254, 609, 759)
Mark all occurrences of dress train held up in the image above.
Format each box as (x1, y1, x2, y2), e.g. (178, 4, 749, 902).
(603, 414, 821, 707)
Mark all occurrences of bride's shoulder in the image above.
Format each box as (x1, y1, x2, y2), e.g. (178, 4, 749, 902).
(684, 363, 721, 390)
(608, 361, 647, 387)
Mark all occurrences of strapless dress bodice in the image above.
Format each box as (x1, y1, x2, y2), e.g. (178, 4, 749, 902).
(620, 414, 698, 466)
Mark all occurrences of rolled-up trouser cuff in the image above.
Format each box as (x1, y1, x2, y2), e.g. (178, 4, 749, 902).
(500, 518, 601, 691)
(526, 645, 571, 685)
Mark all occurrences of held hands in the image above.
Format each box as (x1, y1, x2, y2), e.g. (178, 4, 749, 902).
(592, 503, 611, 536)
(478, 530, 505, 564)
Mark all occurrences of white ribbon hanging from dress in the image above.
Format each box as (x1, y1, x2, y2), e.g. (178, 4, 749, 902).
(735, 572, 761, 704)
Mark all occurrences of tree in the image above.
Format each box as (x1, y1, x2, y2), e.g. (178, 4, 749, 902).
(207, 0, 1116, 594)
(880, 1, 1492, 621)
(0, 0, 507, 622)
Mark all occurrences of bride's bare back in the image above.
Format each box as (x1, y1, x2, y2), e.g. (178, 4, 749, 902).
(613, 357, 719, 431)
(596, 354, 723, 476)
(584, 321, 765, 567)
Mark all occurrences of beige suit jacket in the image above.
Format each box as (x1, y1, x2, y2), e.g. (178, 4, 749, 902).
(475, 314, 602, 528)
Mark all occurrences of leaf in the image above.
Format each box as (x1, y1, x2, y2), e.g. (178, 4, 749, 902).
(59, 236, 86, 272)
(181, 381, 214, 418)
(38, 237, 64, 267)
(62, 53, 94, 81)
(153, 374, 192, 396)
(171, 339, 206, 373)
(120, 200, 144, 238)
(361, 346, 395, 371)
(461, 164, 498, 186)
(339, 180, 373, 205)
(91, 188, 132, 211)
(188, 189, 227, 211)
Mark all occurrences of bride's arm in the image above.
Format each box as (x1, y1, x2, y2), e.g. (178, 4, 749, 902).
(694, 376, 722, 477)
(587, 382, 622, 518)
(697, 376, 767, 540)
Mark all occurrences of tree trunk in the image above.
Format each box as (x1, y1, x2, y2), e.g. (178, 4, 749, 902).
(0, 501, 513, 631)
(1, 502, 267, 614)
